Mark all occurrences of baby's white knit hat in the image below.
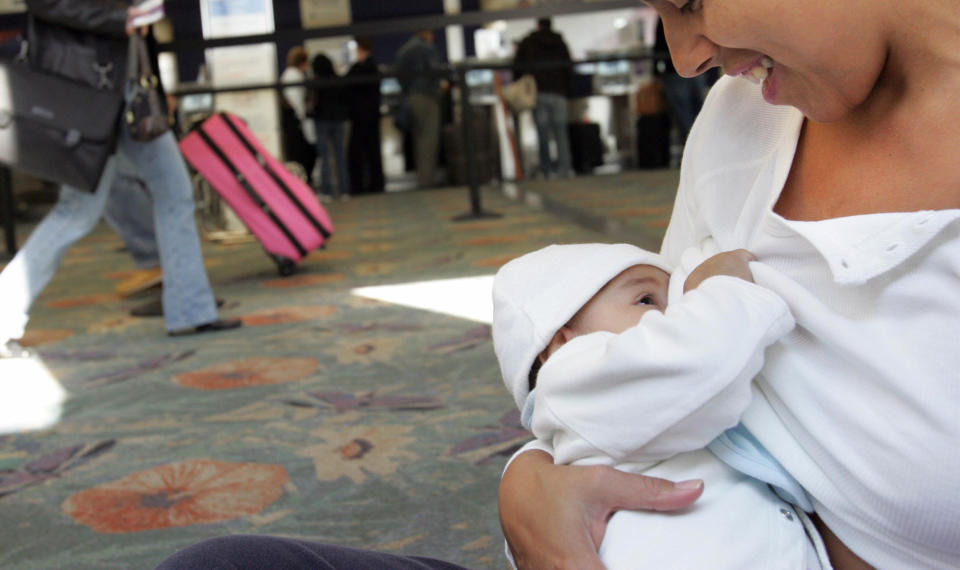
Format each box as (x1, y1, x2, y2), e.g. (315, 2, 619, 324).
(491, 243, 672, 411)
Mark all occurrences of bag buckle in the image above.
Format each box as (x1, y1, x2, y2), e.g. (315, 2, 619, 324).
(92, 62, 115, 90)
(64, 129, 81, 147)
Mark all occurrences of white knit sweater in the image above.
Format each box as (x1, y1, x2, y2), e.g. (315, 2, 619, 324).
(661, 76, 960, 568)
(507, 75, 959, 568)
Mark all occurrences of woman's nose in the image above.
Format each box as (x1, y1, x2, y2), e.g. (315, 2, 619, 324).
(665, 24, 719, 77)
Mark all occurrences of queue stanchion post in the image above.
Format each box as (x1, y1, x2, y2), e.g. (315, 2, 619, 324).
(452, 65, 501, 222)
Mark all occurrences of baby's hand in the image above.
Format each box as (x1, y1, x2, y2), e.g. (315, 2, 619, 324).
(683, 249, 757, 293)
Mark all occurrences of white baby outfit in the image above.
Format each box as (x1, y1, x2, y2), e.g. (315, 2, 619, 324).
(493, 242, 816, 569)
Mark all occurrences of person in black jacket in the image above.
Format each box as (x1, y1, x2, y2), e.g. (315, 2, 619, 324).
(309, 53, 350, 201)
(393, 30, 444, 189)
(0, 0, 239, 359)
(345, 37, 384, 194)
(513, 18, 574, 179)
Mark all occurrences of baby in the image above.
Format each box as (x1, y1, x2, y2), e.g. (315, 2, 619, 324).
(492, 243, 816, 569)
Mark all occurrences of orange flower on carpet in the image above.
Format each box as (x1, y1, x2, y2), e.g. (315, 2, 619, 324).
(61, 459, 288, 533)
(330, 336, 401, 365)
(87, 315, 142, 334)
(307, 249, 352, 261)
(242, 305, 337, 326)
(473, 254, 519, 268)
(356, 243, 396, 253)
(46, 293, 120, 309)
(296, 425, 417, 484)
(354, 262, 397, 276)
(460, 235, 526, 246)
(18, 329, 74, 346)
(261, 273, 345, 289)
(173, 357, 318, 390)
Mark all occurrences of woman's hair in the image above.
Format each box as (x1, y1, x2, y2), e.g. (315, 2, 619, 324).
(311, 53, 336, 78)
(286, 46, 308, 68)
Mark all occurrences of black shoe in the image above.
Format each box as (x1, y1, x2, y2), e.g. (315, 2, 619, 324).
(131, 297, 226, 318)
(1, 339, 33, 359)
(168, 318, 242, 337)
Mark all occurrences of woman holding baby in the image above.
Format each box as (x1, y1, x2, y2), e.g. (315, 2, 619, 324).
(500, 0, 960, 568)
(156, 0, 958, 567)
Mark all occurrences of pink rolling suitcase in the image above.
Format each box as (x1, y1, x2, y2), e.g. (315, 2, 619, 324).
(179, 112, 333, 276)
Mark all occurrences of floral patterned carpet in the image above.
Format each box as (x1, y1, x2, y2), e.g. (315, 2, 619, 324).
(0, 171, 677, 569)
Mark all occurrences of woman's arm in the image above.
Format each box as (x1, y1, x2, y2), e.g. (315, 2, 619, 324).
(499, 450, 704, 569)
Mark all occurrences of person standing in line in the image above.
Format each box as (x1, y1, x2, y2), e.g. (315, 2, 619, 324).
(513, 18, 573, 179)
(0, 0, 241, 362)
(279, 46, 317, 183)
(309, 53, 351, 202)
(346, 37, 385, 195)
(394, 30, 444, 189)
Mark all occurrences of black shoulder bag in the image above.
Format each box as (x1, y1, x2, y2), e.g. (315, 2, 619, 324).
(0, 16, 124, 192)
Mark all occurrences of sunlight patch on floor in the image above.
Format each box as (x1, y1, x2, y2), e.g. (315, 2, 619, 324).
(352, 275, 495, 324)
(0, 357, 66, 434)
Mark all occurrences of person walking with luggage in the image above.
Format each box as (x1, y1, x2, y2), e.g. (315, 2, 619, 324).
(346, 37, 385, 195)
(513, 18, 574, 179)
(0, 0, 240, 361)
(394, 30, 444, 189)
(309, 53, 350, 202)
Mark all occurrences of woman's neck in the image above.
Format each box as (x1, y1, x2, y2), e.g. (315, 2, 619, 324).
(775, 5, 960, 221)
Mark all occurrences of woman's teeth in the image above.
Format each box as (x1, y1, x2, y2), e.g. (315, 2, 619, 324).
(743, 56, 774, 84)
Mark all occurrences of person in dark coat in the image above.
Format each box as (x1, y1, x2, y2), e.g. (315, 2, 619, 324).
(513, 18, 573, 178)
(345, 37, 384, 194)
(394, 30, 444, 189)
(309, 53, 350, 201)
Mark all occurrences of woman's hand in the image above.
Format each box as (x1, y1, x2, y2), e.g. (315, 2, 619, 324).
(499, 450, 704, 569)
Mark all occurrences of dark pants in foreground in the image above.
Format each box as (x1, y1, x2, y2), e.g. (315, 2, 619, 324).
(155, 535, 470, 570)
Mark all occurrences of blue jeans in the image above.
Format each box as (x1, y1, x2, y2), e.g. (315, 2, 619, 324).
(532, 92, 572, 177)
(103, 156, 160, 269)
(313, 120, 350, 197)
(0, 127, 218, 340)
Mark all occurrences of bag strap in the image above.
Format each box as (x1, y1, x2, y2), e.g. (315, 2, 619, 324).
(126, 35, 140, 83)
(196, 122, 309, 258)
(220, 113, 331, 239)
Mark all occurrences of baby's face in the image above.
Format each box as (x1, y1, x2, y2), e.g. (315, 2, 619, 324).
(567, 264, 669, 336)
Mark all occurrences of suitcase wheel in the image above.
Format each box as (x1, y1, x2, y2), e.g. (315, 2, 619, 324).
(274, 256, 297, 277)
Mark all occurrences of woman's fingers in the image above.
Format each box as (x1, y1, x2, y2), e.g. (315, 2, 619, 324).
(499, 451, 703, 570)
